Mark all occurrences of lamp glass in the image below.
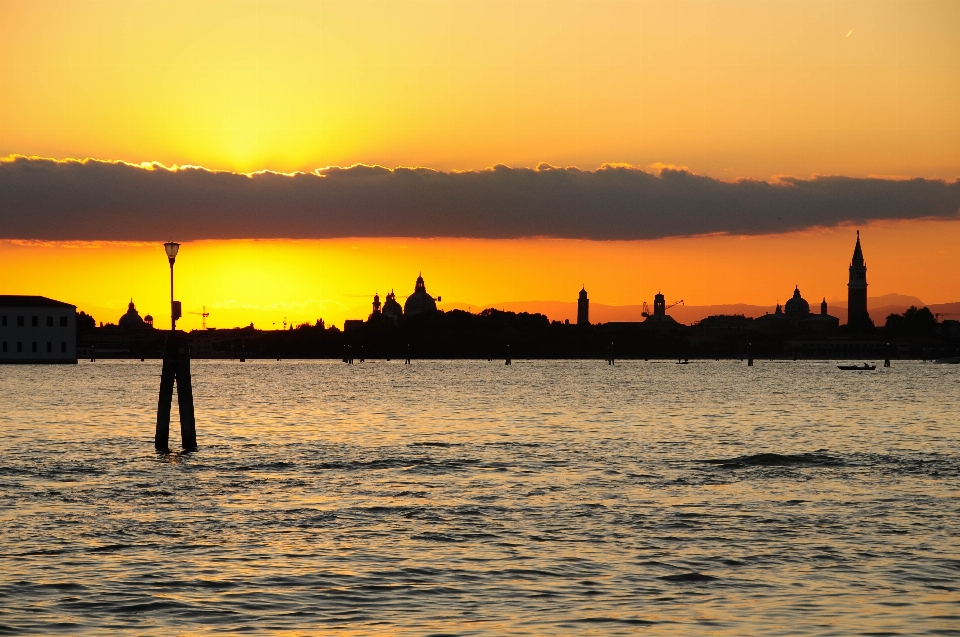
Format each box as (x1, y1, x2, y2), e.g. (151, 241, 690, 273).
(164, 242, 180, 259)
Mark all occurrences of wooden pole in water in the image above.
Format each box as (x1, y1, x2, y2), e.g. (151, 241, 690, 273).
(155, 332, 176, 451)
(155, 331, 198, 452)
(176, 336, 197, 450)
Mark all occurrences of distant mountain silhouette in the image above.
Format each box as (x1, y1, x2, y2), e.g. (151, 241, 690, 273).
(834, 293, 925, 308)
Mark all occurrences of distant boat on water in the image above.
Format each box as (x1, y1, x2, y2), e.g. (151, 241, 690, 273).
(838, 363, 876, 370)
(933, 356, 960, 364)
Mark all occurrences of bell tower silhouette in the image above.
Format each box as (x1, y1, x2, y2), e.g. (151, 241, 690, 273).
(847, 231, 870, 327)
(577, 286, 589, 325)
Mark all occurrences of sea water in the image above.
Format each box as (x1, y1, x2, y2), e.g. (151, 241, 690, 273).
(1, 360, 958, 635)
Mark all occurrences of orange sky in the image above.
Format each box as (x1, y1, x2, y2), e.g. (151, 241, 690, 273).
(2, 220, 957, 330)
(2, 0, 958, 178)
(1, 1, 959, 323)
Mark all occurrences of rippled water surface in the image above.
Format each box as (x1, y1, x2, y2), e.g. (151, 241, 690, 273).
(2, 360, 959, 635)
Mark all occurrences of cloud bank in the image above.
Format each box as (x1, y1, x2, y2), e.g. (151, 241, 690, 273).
(2, 156, 958, 241)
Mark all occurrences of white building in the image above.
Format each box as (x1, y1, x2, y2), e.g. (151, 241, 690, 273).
(0, 296, 77, 364)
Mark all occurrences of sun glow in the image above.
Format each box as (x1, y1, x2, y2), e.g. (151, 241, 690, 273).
(2, 1, 959, 320)
(3, 1, 959, 177)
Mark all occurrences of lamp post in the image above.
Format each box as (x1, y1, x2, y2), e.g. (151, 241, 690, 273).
(164, 242, 181, 330)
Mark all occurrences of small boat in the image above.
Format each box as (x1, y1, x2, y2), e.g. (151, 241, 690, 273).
(934, 356, 960, 364)
(838, 363, 876, 370)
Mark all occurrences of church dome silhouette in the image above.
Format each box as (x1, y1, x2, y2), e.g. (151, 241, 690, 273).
(118, 299, 147, 328)
(784, 286, 810, 317)
(403, 273, 437, 316)
(382, 289, 403, 323)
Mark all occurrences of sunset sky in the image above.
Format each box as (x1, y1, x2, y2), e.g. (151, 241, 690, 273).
(2, 0, 959, 329)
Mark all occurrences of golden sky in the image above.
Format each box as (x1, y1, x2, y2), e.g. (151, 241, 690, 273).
(3, 220, 958, 330)
(3, 0, 958, 178)
(1, 1, 959, 325)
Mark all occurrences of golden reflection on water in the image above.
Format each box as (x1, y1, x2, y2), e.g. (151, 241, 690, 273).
(1, 360, 958, 635)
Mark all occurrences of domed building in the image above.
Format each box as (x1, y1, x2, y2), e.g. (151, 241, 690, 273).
(118, 299, 148, 329)
(403, 274, 438, 316)
(382, 290, 403, 323)
(758, 287, 838, 333)
(784, 286, 811, 317)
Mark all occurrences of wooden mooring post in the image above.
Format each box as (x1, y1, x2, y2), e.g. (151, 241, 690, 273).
(155, 330, 197, 452)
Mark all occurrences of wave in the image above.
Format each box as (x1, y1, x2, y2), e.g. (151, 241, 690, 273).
(703, 452, 843, 469)
(659, 572, 718, 583)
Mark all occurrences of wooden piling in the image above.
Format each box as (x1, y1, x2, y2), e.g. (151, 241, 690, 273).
(176, 338, 197, 450)
(155, 331, 197, 452)
(155, 334, 177, 451)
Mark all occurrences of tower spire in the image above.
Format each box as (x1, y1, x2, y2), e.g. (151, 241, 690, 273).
(847, 231, 870, 327)
(851, 230, 865, 266)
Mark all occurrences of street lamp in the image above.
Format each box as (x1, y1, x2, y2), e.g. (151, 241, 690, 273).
(164, 242, 181, 330)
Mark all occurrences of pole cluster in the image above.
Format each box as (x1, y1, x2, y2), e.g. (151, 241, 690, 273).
(156, 331, 197, 451)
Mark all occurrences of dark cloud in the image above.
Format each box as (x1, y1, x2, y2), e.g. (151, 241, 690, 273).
(1, 156, 958, 241)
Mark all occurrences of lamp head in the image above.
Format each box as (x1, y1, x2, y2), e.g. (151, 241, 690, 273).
(164, 241, 180, 264)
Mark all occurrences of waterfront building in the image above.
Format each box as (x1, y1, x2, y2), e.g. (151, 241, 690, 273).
(371, 293, 382, 316)
(382, 290, 403, 323)
(118, 299, 150, 329)
(403, 274, 438, 316)
(847, 231, 871, 327)
(344, 320, 364, 332)
(784, 286, 810, 317)
(577, 287, 589, 325)
(695, 314, 753, 331)
(0, 295, 77, 364)
(643, 292, 679, 326)
(756, 287, 839, 333)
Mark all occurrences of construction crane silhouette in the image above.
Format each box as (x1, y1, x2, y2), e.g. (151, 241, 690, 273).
(189, 306, 210, 329)
(641, 299, 684, 318)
